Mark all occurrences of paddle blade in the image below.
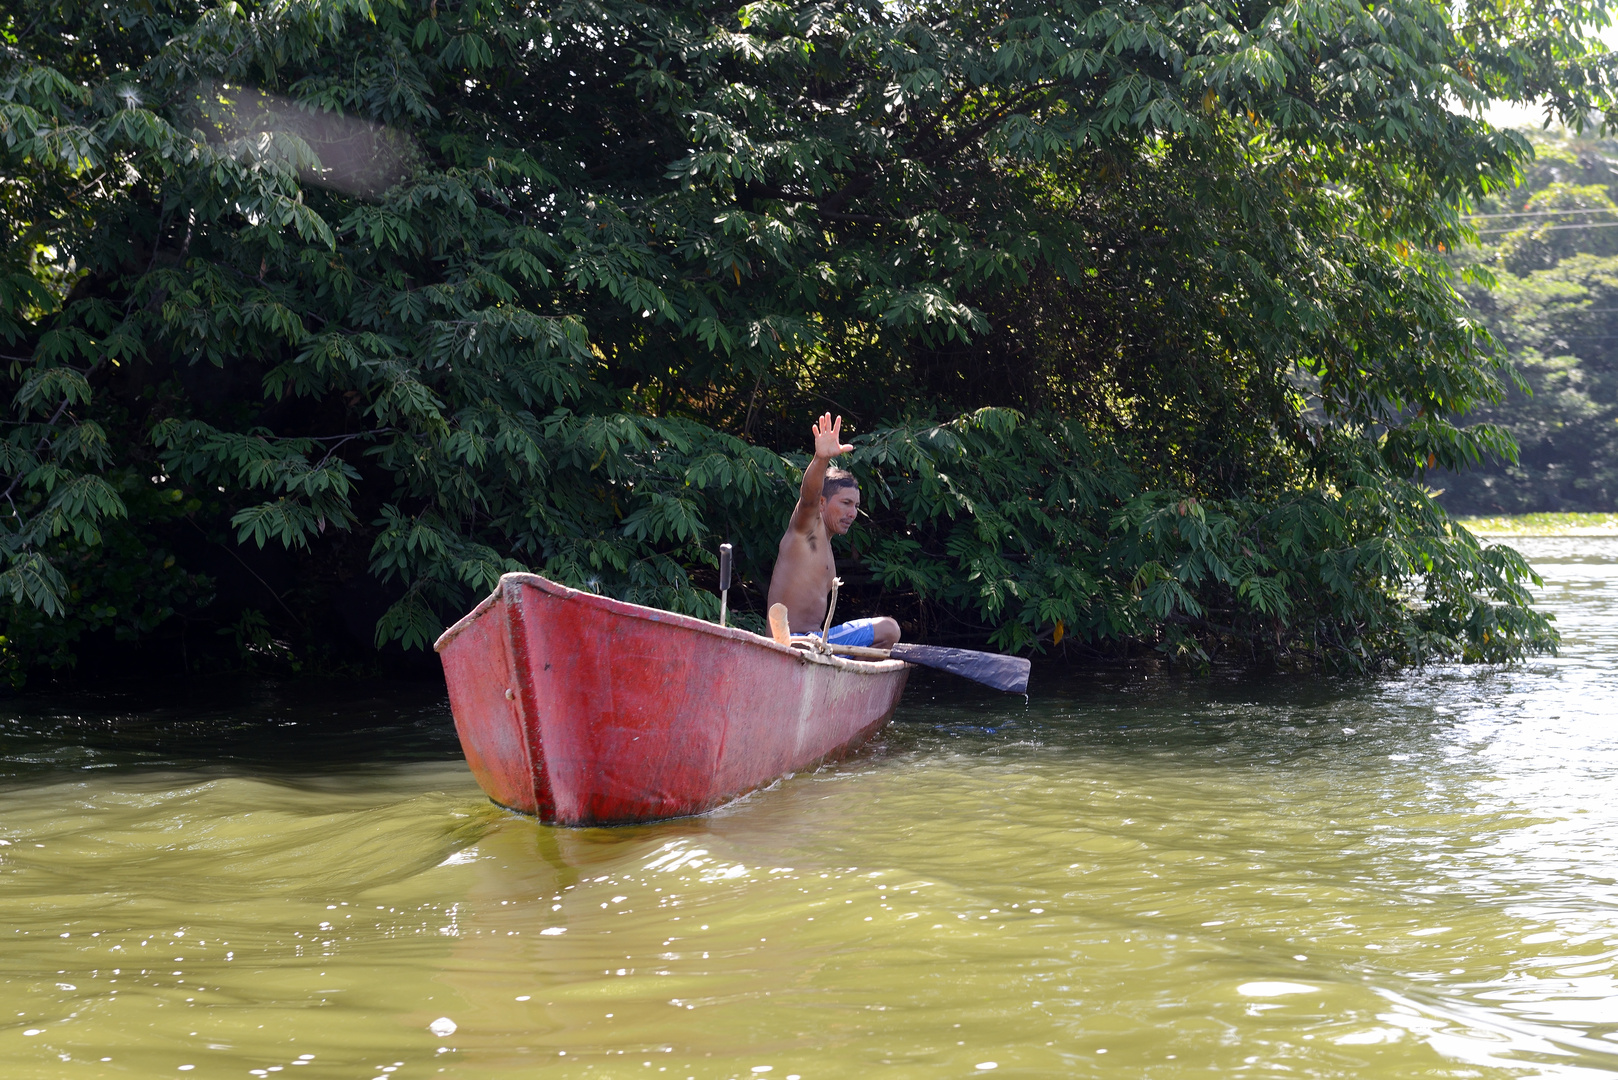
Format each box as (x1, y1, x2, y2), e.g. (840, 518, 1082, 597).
(889, 643, 1030, 694)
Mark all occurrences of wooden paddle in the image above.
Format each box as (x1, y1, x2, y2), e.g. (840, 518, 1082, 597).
(794, 635, 1031, 695)
(765, 598, 1028, 693)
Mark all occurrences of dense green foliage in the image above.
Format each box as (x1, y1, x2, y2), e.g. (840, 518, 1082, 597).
(1440, 129, 1618, 514)
(4, 0, 1610, 682)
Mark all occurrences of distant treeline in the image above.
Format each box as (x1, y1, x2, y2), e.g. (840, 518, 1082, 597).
(1440, 130, 1618, 514)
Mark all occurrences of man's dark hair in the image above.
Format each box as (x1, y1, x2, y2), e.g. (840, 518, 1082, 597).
(820, 467, 858, 500)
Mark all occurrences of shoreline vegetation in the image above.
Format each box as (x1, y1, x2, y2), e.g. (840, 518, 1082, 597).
(4, 0, 1613, 683)
(1462, 513, 1618, 536)
(1434, 127, 1618, 518)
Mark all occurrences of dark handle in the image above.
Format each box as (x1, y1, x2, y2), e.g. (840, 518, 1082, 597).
(718, 543, 732, 591)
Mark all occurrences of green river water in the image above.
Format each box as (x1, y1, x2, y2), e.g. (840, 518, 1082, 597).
(3, 536, 1618, 1079)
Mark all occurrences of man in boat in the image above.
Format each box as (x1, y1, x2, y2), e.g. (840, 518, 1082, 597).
(766, 413, 901, 650)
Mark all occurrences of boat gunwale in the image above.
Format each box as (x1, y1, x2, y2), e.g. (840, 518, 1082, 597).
(434, 572, 907, 675)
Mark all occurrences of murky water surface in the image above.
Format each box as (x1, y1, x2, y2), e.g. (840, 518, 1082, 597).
(4, 538, 1618, 1079)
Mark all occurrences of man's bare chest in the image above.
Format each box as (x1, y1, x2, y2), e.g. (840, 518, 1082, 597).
(801, 529, 837, 582)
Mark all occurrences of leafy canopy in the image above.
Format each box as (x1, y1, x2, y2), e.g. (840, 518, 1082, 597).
(3, 0, 1611, 678)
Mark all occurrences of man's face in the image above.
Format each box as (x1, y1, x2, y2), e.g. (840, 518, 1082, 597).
(820, 487, 860, 536)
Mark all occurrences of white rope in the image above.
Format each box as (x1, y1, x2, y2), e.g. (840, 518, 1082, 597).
(817, 577, 843, 654)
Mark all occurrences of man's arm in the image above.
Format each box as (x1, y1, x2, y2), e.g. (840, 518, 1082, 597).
(788, 413, 852, 534)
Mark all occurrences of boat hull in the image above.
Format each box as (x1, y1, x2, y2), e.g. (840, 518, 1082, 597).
(434, 573, 910, 825)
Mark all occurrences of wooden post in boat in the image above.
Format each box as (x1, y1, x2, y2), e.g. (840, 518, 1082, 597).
(718, 543, 732, 628)
(768, 603, 791, 645)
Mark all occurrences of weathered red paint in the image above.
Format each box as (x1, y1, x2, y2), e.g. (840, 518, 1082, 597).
(434, 573, 911, 826)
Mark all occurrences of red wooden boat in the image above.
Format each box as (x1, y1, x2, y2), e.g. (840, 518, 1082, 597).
(434, 573, 910, 825)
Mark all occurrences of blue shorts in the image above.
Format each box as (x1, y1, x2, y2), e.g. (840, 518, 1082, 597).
(821, 618, 881, 649)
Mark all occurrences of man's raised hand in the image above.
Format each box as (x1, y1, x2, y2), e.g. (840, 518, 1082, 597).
(812, 413, 853, 461)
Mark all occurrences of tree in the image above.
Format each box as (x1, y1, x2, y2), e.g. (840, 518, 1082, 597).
(1439, 129, 1618, 513)
(4, 0, 1608, 682)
